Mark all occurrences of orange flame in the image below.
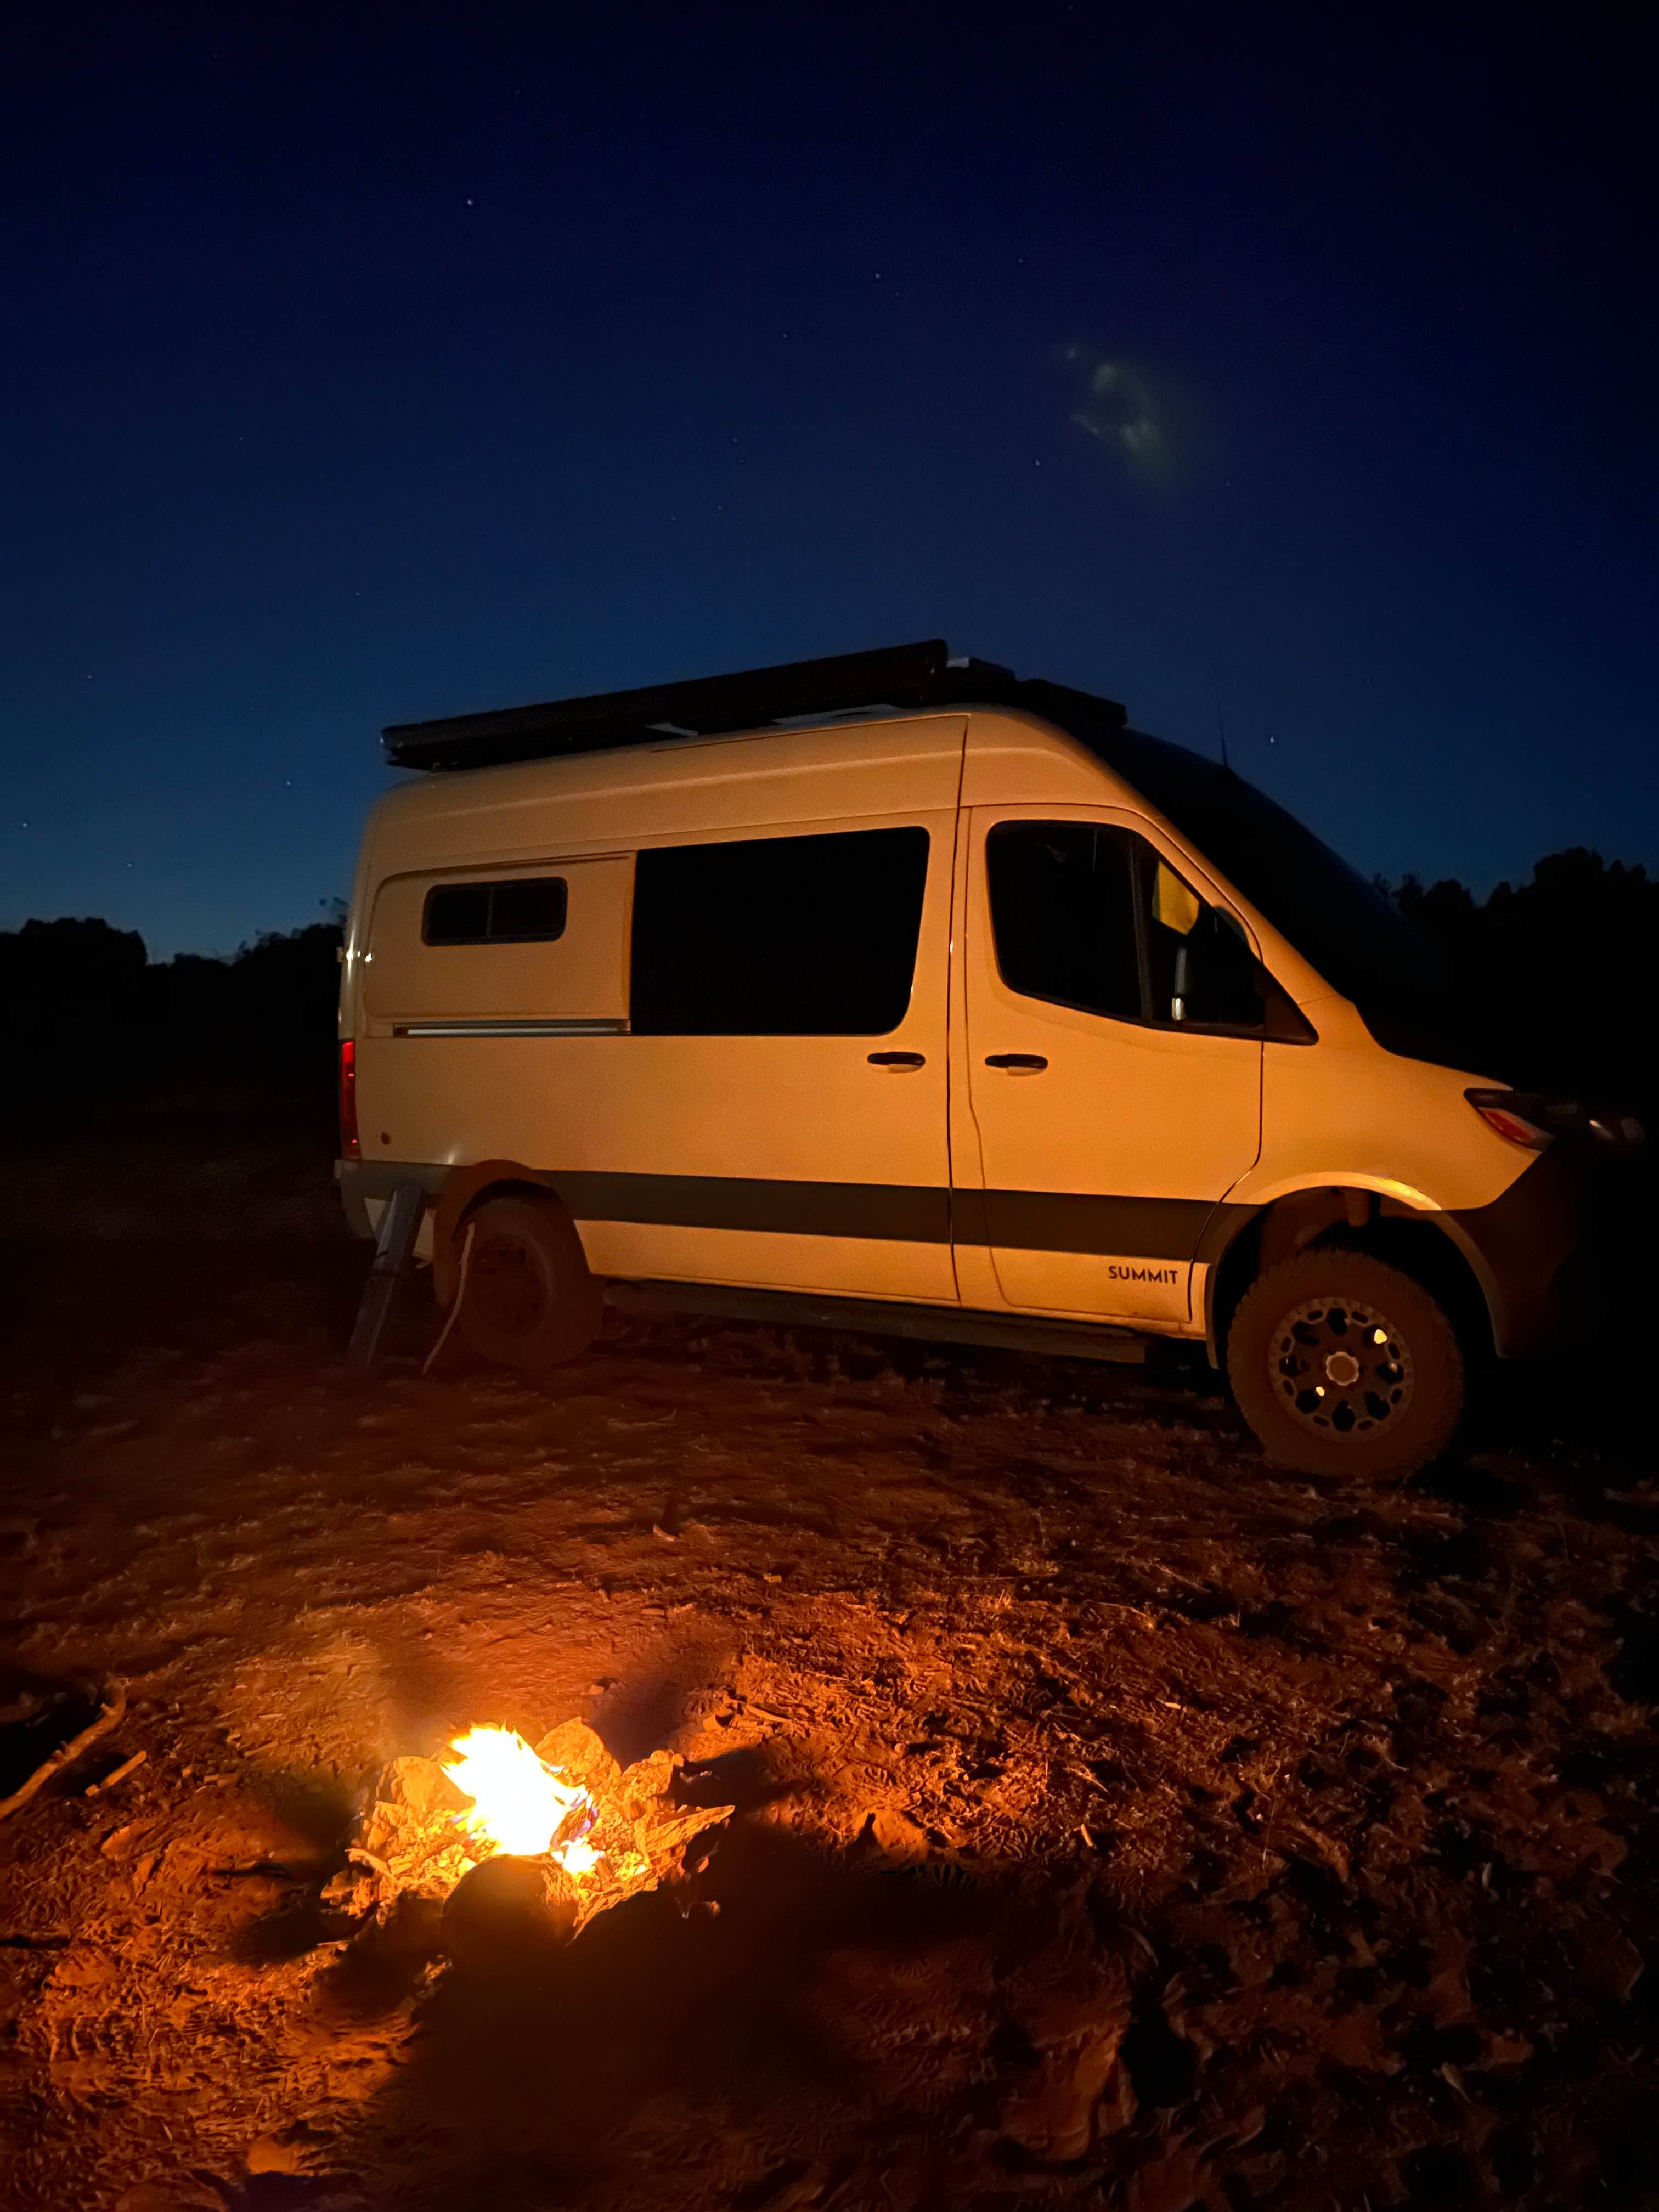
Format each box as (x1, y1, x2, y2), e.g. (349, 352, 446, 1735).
(442, 1726, 602, 1877)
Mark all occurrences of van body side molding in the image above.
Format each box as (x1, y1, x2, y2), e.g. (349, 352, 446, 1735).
(346, 1159, 1248, 1258)
(952, 1188, 1232, 1258)
(548, 1170, 951, 1243)
(604, 1279, 1147, 1364)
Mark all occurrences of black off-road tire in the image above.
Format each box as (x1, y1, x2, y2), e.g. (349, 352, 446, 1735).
(452, 1193, 602, 1373)
(1227, 1248, 1464, 1480)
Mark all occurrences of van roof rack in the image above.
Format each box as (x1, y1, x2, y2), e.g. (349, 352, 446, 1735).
(382, 639, 1127, 771)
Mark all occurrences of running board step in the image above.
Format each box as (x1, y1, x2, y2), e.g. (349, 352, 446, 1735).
(603, 1280, 1147, 1364)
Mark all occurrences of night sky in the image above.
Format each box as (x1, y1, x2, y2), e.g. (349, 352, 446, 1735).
(5, 4, 1654, 957)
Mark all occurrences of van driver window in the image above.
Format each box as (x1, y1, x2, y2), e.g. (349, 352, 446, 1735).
(988, 821, 1265, 1032)
(630, 826, 930, 1036)
(986, 821, 1141, 1019)
(1140, 859, 1264, 1029)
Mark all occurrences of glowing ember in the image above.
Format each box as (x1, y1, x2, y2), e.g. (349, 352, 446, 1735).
(442, 1725, 601, 1875)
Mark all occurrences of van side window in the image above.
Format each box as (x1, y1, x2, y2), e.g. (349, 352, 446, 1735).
(630, 826, 930, 1035)
(422, 877, 568, 946)
(986, 822, 1141, 1019)
(988, 821, 1267, 1034)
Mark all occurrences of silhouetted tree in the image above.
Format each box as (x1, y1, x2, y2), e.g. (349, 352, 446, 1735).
(0, 917, 148, 1025)
(1380, 848, 1658, 1111)
(0, 908, 345, 1131)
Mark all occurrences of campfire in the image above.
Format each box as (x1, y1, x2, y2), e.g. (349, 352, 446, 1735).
(324, 1720, 733, 1958)
(445, 1726, 605, 1874)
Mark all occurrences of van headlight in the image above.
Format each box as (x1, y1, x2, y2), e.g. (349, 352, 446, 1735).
(1465, 1090, 1553, 1150)
(1466, 1089, 1646, 1156)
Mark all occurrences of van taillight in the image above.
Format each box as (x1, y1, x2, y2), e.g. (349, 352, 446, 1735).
(339, 1040, 360, 1160)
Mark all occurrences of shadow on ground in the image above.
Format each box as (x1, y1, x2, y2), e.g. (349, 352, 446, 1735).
(343, 1826, 1002, 2207)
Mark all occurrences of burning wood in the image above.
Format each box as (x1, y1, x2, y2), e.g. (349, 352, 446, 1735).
(325, 1720, 733, 1948)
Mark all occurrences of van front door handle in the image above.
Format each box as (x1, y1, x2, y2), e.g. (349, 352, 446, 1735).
(867, 1051, 926, 1070)
(984, 1053, 1049, 1073)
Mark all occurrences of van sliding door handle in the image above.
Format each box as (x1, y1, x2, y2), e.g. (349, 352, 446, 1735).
(984, 1053, 1048, 1073)
(867, 1051, 926, 1070)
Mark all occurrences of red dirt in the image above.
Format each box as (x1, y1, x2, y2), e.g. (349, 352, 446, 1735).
(2, 1125, 1656, 2210)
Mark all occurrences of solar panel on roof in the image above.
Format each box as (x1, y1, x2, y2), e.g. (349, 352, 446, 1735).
(381, 640, 1126, 772)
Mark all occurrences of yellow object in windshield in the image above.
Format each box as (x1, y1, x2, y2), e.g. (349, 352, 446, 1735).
(1153, 861, 1201, 936)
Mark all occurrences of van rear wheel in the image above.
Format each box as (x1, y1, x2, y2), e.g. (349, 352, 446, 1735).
(1227, 1249, 1464, 1479)
(452, 1193, 602, 1373)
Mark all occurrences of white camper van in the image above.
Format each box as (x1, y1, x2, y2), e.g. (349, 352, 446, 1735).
(339, 641, 1604, 1479)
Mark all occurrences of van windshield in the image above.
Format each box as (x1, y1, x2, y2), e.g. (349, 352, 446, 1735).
(1066, 719, 1493, 1070)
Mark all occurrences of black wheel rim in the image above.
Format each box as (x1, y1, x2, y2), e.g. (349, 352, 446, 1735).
(1270, 1295, 1415, 1439)
(470, 1233, 548, 1341)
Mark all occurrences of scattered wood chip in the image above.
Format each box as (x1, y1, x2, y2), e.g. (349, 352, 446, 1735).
(85, 1749, 148, 1798)
(0, 1684, 127, 1821)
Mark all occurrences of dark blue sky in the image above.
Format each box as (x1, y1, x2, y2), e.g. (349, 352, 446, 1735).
(5, 3, 1654, 956)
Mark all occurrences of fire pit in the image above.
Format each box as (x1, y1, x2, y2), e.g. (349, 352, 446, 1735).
(324, 1719, 734, 1959)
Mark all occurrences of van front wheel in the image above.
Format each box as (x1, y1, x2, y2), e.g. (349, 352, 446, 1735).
(1227, 1250, 1464, 1479)
(452, 1194, 603, 1373)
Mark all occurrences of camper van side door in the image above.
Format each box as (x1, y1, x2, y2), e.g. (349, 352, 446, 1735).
(958, 806, 1263, 1328)
(600, 814, 960, 1304)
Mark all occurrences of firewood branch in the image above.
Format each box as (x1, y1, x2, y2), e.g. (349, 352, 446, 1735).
(0, 1684, 128, 1822)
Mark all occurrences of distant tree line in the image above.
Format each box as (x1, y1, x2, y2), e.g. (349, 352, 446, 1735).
(2, 847, 1655, 1135)
(1378, 847, 1657, 1112)
(0, 909, 345, 1132)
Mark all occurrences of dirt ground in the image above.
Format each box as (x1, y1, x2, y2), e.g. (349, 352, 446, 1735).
(2, 1119, 1656, 2211)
